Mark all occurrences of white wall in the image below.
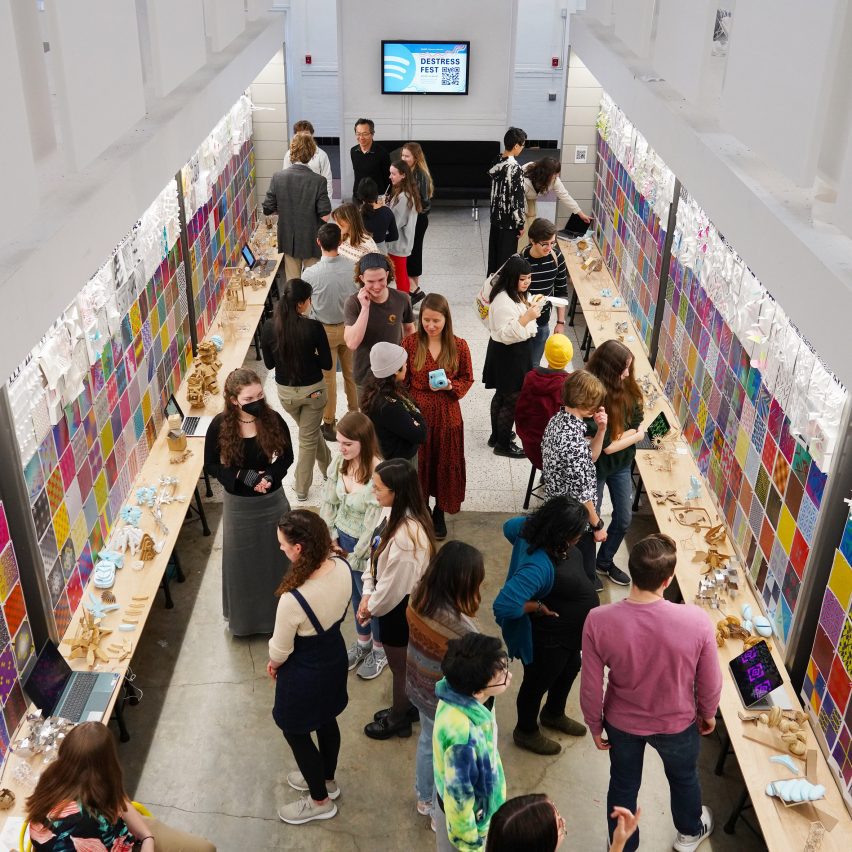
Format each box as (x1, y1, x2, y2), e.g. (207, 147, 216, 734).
(558, 52, 601, 220)
(251, 49, 288, 207)
(568, 13, 852, 391)
(280, 0, 339, 137)
(510, 0, 570, 141)
(0, 10, 283, 385)
(337, 0, 518, 196)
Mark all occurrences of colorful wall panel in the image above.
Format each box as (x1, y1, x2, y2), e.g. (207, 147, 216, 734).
(6, 183, 190, 638)
(181, 96, 257, 342)
(0, 501, 36, 754)
(657, 253, 831, 647)
(593, 133, 667, 352)
(802, 514, 852, 807)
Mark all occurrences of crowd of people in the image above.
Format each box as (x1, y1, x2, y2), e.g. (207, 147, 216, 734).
(23, 120, 723, 852)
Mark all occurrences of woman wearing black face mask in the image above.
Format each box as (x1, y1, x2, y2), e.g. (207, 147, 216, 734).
(204, 368, 294, 636)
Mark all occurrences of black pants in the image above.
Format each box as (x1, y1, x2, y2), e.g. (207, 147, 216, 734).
(283, 719, 341, 801)
(516, 644, 582, 733)
(490, 389, 521, 448)
(487, 223, 519, 275)
(407, 212, 429, 278)
(576, 530, 597, 584)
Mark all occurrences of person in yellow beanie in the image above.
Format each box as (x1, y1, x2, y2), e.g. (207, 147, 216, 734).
(515, 332, 574, 472)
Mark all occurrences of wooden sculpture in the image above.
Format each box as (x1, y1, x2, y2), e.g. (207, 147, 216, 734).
(186, 370, 206, 409)
(197, 340, 222, 369)
(139, 533, 157, 561)
(224, 271, 247, 312)
(66, 611, 112, 669)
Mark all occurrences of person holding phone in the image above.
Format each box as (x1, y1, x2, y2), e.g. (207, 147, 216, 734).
(401, 294, 473, 539)
(482, 254, 541, 458)
(494, 497, 598, 756)
(541, 370, 609, 591)
(262, 278, 332, 502)
(586, 340, 646, 587)
(204, 369, 293, 636)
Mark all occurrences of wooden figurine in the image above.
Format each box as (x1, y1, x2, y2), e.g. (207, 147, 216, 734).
(66, 611, 112, 669)
(166, 413, 188, 460)
(197, 340, 222, 369)
(186, 370, 206, 409)
(224, 272, 247, 312)
(139, 533, 157, 561)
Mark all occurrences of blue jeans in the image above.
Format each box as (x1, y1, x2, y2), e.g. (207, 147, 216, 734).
(341, 529, 380, 643)
(530, 320, 551, 368)
(604, 721, 703, 851)
(415, 710, 435, 810)
(595, 465, 633, 570)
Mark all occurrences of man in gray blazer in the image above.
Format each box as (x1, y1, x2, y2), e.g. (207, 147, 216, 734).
(263, 133, 332, 282)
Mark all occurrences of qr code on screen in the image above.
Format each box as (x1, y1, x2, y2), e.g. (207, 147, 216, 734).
(442, 66, 460, 86)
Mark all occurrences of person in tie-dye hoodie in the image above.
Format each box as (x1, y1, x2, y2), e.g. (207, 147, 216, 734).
(433, 633, 509, 851)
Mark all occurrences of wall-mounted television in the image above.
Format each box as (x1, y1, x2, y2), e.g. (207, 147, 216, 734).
(381, 41, 470, 95)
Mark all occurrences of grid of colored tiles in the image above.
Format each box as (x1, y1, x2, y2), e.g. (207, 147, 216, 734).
(592, 133, 667, 353)
(21, 243, 191, 637)
(802, 514, 852, 801)
(656, 254, 828, 647)
(186, 139, 257, 341)
(0, 501, 36, 753)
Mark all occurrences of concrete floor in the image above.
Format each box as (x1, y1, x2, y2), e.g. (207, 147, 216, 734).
(119, 209, 768, 851)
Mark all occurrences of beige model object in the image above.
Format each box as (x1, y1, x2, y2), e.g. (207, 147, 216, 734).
(66, 611, 112, 668)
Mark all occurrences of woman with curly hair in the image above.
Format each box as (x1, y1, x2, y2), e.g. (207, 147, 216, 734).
(332, 202, 379, 263)
(519, 157, 590, 251)
(586, 339, 645, 587)
(268, 510, 352, 826)
(204, 368, 293, 635)
(26, 722, 215, 851)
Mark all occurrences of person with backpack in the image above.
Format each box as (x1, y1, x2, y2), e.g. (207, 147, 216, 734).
(487, 127, 527, 275)
(520, 218, 570, 369)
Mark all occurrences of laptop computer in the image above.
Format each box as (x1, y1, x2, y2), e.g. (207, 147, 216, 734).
(241, 244, 276, 276)
(23, 640, 120, 723)
(165, 394, 212, 438)
(636, 410, 671, 451)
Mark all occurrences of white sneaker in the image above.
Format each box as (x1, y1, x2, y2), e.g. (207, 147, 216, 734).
(286, 770, 340, 800)
(673, 805, 714, 852)
(347, 640, 372, 671)
(357, 650, 388, 680)
(277, 795, 337, 824)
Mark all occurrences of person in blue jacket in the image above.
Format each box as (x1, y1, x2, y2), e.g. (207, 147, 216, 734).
(493, 496, 599, 756)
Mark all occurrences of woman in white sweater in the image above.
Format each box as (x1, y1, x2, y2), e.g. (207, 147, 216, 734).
(268, 509, 352, 825)
(385, 159, 423, 297)
(357, 458, 436, 739)
(482, 254, 543, 458)
(519, 157, 590, 250)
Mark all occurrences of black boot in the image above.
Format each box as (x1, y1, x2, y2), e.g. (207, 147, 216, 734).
(432, 506, 447, 540)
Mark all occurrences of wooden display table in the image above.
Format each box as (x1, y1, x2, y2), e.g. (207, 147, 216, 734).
(558, 235, 852, 849)
(0, 226, 277, 838)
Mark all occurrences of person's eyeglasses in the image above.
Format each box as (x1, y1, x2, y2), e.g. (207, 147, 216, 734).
(488, 662, 511, 688)
(536, 240, 555, 249)
(355, 131, 373, 138)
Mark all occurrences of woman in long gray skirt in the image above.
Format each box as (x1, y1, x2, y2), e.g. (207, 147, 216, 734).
(204, 367, 294, 635)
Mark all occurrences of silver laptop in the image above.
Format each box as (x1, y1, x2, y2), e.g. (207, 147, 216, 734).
(23, 640, 120, 723)
(165, 394, 212, 438)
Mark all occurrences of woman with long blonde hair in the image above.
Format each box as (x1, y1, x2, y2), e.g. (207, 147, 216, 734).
(400, 142, 434, 299)
(331, 202, 378, 263)
(204, 368, 293, 635)
(401, 294, 473, 539)
(384, 159, 422, 295)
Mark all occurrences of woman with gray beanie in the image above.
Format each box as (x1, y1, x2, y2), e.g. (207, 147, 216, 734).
(359, 342, 427, 463)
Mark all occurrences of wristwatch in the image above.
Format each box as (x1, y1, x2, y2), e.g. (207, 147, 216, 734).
(591, 518, 605, 531)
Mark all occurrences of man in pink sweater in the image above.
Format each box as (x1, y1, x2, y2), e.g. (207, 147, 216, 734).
(580, 534, 722, 852)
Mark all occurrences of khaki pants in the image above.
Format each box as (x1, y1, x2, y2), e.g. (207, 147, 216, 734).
(282, 254, 318, 282)
(322, 323, 359, 424)
(277, 379, 332, 497)
(146, 816, 216, 851)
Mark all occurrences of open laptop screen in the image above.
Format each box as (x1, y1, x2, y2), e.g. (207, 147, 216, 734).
(165, 394, 183, 421)
(241, 244, 257, 269)
(23, 640, 72, 716)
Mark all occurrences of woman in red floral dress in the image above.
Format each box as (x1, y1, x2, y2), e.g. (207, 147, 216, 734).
(402, 294, 474, 540)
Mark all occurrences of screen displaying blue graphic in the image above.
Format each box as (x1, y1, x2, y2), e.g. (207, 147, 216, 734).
(381, 41, 470, 95)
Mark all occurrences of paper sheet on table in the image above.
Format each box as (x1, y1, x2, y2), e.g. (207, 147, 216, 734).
(0, 816, 25, 851)
(546, 296, 571, 306)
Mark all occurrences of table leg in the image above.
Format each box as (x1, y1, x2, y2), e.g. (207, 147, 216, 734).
(582, 328, 592, 361)
(568, 291, 579, 326)
(724, 787, 750, 834)
(714, 730, 731, 776)
(194, 486, 211, 536)
(203, 470, 213, 498)
(253, 327, 261, 360)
